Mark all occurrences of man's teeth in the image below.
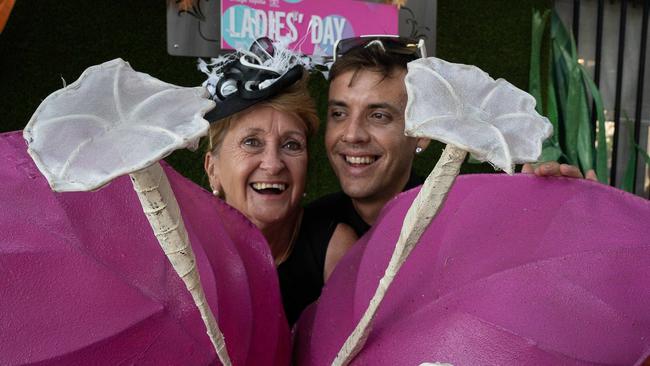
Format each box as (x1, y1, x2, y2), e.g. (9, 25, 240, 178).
(251, 182, 287, 191)
(345, 156, 375, 164)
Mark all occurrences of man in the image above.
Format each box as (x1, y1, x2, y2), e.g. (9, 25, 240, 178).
(309, 37, 595, 238)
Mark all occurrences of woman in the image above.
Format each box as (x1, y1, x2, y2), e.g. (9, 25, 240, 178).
(202, 38, 357, 324)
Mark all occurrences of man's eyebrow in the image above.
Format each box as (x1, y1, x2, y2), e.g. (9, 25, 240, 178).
(368, 102, 401, 113)
(328, 99, 348, 108)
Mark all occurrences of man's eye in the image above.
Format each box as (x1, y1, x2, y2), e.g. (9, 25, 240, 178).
(242, 138, 262, 147)
(329, 109, 346, 119)
(283, 140, 303, 151)
(371, 112, 389, 120)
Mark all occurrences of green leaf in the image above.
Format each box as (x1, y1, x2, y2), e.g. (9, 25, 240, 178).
(580, 65, 609, 183)
(622, 120, 637, 193)
(551, 11, 576, 59)
(529, 9, 549, 114)
(623, 138, 650, 193)
(539, 140, 563, 162)
(563, 55, 582, 166)
(575, 79, 594, 172)
(545, 56, 560, 146)
(635, 143, 650, 166)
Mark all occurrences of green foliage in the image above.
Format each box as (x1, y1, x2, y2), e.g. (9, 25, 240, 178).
(530, 9, 650, 192)
(621, 119, 650, 193)
(529, 9, 609, 184)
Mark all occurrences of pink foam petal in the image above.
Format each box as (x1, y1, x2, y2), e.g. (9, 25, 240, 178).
(0, 130, 290, 365)
(295, 174, 650, 365)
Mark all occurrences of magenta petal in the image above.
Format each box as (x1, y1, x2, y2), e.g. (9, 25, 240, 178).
(295, 174, 650, 365)
(0, 131, 290, 365)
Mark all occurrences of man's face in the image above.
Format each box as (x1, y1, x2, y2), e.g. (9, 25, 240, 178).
(326, 68, 419, 205)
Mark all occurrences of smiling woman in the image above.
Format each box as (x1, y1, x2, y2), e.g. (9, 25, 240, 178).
(205, 75, 315, 264)
(202, 38, 357, 325)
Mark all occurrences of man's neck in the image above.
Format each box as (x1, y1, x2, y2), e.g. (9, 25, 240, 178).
(350, 170, 414, 226)
(350, 196, 391, 226)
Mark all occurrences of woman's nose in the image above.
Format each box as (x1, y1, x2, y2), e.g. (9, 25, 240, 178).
(259, 147, 285, 174)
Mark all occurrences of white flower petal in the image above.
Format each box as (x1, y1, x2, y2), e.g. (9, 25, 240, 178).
(405, 57, 552, 173)
(23, 58, 215, 192)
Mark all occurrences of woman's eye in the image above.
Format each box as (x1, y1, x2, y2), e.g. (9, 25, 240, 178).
(242, 137, 262, 148)
(283, 140, 303, 151)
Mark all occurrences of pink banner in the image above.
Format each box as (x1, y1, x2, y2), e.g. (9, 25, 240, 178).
(221, 0, 398, 55)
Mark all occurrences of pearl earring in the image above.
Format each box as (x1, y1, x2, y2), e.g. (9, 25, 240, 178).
(212, 189, 219, 197)
(415, 146, 423, 154)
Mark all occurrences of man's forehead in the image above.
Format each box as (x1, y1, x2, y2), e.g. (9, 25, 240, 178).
(328, 69, 407, 107)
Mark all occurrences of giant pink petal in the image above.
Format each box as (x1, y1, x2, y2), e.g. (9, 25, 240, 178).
(295, 174, 650, 365)
(0, 131, 290, 365)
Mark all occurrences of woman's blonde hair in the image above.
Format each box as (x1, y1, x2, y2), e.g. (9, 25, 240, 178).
(207, 71, 318, 154)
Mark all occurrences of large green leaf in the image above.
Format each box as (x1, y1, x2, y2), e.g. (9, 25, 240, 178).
(529, 9, 549, 114)
(562, 51, 582, 167)
(575, 84, 594, 172)
(545, 50, 560, 146)
(622, 129, 637, 193)
(539, 140, 563, 162)
(580, 65, 609, 183)
(636, 143, 650, 166)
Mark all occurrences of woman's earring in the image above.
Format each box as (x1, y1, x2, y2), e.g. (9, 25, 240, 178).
(212, 189, 220, 197)
(415, 146, 423, 155)
(302, 192, 307, 198)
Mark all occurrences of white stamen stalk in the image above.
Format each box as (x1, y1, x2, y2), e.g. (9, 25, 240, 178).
(130, 163, 232, 366)
(333, 145, 467, 366)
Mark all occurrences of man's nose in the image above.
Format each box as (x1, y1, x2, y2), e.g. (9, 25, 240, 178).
(259, 147, 285, 174)
(341, 116, 370, 143)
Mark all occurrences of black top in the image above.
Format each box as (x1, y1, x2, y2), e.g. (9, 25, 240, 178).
(276, 206, 337, 325)
(306, 171, 423, 237)
(277, 171, 423, 324)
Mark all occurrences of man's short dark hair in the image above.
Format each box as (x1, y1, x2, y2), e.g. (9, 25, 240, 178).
(329, 43, 417, 83)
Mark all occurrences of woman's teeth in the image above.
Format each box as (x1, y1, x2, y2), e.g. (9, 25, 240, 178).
(345, 156, 376, 165)
(251, 182, 287, 193)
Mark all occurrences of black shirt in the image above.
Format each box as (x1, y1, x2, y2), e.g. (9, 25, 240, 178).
(305, 171, 423, 237)
(277, 171, 423, 324)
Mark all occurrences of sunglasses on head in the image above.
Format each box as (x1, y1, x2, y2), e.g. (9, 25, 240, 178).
(333, 35, 427, 62)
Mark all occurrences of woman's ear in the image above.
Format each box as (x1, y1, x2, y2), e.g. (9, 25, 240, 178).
(204, 152, 221, 193)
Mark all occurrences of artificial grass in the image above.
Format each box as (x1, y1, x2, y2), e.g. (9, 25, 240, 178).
(0, 0, 551, 202)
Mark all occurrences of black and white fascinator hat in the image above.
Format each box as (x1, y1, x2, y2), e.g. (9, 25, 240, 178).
(200, 37, 314, 123)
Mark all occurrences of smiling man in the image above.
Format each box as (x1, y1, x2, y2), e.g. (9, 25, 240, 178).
(309, 36, 593, 238)
(308, 40, 428, 236)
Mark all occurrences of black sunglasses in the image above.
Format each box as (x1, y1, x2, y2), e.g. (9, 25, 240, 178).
(333, 35, 427, 62)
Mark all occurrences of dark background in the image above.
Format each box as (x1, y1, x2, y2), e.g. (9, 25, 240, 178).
(0, 0, 552, 201)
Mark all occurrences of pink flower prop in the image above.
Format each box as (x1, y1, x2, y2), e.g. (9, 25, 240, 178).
(296, 174, 650, 365)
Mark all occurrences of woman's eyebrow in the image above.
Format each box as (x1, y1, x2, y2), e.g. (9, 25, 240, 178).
(243, 127, 265, 134)
(283, 130, 306, 138)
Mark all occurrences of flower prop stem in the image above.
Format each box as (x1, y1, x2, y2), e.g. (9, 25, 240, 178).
(130, 163, 232, 366)
(333, 145, 467, 366)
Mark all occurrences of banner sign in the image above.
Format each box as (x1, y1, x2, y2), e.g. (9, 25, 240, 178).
(221, 0, 398, 55)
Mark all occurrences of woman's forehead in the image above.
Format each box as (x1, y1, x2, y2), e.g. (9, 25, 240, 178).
(232, 106, 307, 135)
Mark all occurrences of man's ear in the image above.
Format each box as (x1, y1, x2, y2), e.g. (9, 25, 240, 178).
(416, 138, 431, 152)
(204, 152, 221, 192)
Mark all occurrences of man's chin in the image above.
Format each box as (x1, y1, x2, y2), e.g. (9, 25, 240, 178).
(340, 180, 377, 201)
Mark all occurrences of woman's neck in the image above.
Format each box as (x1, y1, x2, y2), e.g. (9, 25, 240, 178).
(259, 209, 302, 265)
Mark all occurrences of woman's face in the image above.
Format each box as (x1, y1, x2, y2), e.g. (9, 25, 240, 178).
(205, 106, 308, 230)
